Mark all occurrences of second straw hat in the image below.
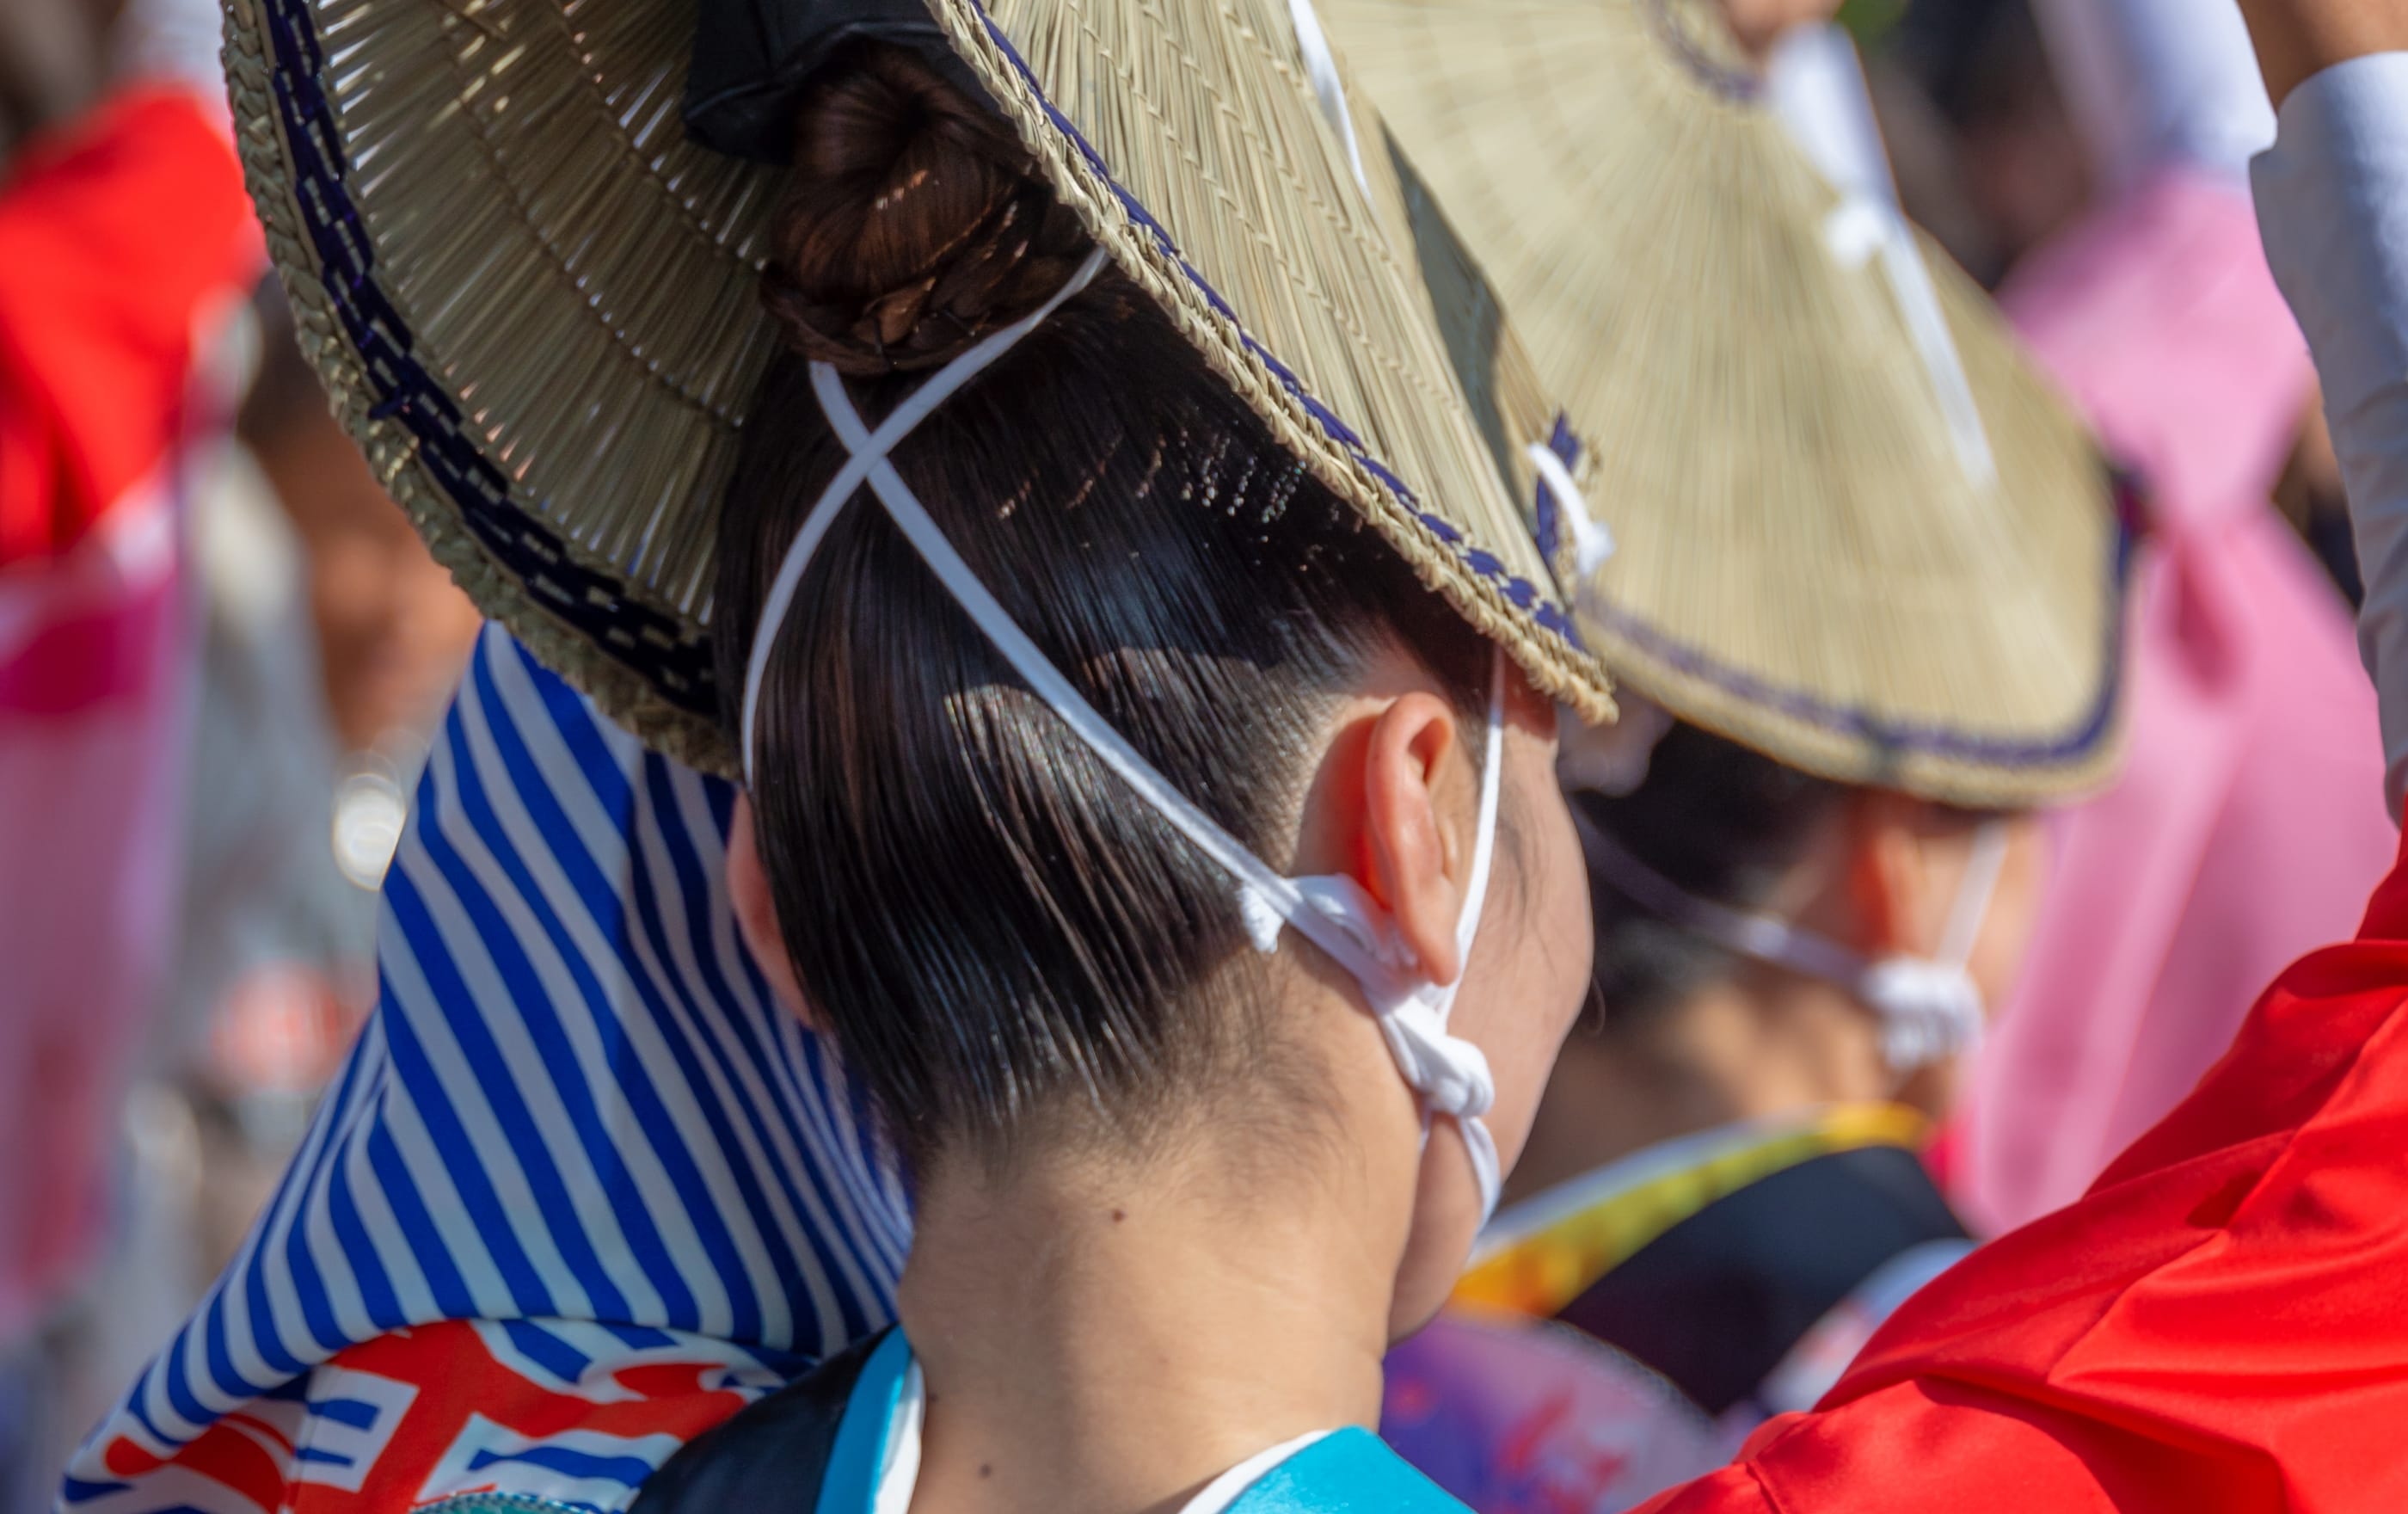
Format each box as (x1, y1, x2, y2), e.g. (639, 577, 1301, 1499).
(223, 0, 1612, 773)
(1328, 0, 2128, 809)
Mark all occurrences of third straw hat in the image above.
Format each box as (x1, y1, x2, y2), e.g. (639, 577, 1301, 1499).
(1327, 0, 2128, 807)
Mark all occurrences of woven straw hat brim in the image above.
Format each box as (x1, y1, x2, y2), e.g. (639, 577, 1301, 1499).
(1327, 0, 2128, 809)
(223, 0, 1614, 776)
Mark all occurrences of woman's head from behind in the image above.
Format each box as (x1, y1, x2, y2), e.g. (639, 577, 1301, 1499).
(714, 42, 1590, 1335)
(1570, 718, 2044, 1129)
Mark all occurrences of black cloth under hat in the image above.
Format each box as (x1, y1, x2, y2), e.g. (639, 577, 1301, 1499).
(685, 0, 990, 162)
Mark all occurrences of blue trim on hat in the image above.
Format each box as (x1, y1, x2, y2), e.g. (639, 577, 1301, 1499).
(261, 0, 1585, 699)
(1644, 0, 1765, 103)
(1545, 426, 2134, 770)
(961, 0, 1586, 652)
(259, 0, 728, 720)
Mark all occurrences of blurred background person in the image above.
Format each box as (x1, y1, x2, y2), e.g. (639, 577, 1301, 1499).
(0, 0, 255, 1499)
(0, 0, 481, 1486)
(1943, 0, 2396, 1234)
(1627, 0, 2408, 1490)
(1878, 0, 2086, 284)
(156, 283, 480, 1279)
(29, 286, 482, 1507)
(1333, 3, 2122, 1505)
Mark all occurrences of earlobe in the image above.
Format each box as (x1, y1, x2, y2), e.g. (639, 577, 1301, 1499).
(728, 795, 816, 1025)
(1360, 692, 1471, 984)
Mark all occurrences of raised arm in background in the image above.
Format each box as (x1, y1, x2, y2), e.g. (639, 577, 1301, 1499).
(1957, 0, 2394, 1236)
(2238, 0, 2408, 105)
(2245, 0, 2408, 818)
(2030, 0, 2274, 189)
(1631, 8, 2408, 1509)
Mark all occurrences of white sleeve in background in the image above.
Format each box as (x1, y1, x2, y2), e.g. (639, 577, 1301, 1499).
(2032, 0, 2275, 192)
(108, 0, 230, 121)
(2253, 53, 2408, 822)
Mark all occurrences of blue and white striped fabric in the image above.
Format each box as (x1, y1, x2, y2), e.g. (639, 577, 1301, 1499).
(64, 626, 911, 1512)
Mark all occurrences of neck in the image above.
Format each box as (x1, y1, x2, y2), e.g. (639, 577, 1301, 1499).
(1507, 975, 1891, 1203)
(898, 1137, 1399, 1514)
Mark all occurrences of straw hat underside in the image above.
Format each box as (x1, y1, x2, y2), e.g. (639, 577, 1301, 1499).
(224, 0, 1615, 774)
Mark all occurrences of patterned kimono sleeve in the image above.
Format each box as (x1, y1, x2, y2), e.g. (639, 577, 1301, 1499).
(78, 1320, 796, 1514)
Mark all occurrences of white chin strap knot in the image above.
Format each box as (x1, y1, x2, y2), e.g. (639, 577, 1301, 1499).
(1237, 668, 1508, 1223)
(739, 244, 1512, 1224)
(1576, 812, 2009, 1075)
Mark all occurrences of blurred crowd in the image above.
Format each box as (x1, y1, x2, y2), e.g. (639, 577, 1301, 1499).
(0, 0, 2396, 1510)
(0, 0, 477, 1502)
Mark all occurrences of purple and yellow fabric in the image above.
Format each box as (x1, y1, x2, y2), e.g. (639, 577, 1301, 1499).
(1379, 1107, 1936, 1513)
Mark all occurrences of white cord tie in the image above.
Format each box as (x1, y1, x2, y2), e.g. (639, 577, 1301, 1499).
(1577, 813, 2008, 1074)
(1771, 25, 1998, 492)
(1239, 662, 1508, 1217)
(1526, 441, 1615, 577)
(1287, 0, 1372, 199)
(740, 245, 1510, 1221)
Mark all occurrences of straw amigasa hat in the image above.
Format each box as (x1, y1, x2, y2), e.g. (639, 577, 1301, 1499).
(1324, 0, 2128, 809)
(219, 0, 1614, 774)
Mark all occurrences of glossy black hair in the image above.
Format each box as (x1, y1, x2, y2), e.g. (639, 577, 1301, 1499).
(712, 44, 1495, 1175)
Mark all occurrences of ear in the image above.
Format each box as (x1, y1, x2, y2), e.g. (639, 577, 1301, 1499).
(728, 794, 815, 1025)
(1840, 790, 1931, 957)
(1360, 692, 1475, 984)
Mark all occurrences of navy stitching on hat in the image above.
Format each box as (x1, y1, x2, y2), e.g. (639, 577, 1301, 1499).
(964, 0, 1584, 651)
(265, 0, 1582, 695)
(1546, 426, 2133, 768)
(262, 0, 723, 719)
(1644, 0, 1765, 103)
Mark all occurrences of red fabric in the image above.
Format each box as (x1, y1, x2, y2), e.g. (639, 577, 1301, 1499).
(0, 86, 258, 567)
(85, 1320, 770, 1513)
(1638, 832, 2408, 1512)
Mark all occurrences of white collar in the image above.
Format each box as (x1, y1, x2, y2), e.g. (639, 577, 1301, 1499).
(871, 1352, 1330, 1514)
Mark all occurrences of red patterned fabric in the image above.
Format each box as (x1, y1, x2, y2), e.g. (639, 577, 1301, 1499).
(1638, 829, 2408, 1511)
(76, 1319, 787, 1514)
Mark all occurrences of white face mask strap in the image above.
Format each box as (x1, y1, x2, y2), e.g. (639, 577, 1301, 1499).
(1574, 812, 1864, 983)
(1393, 653, 1508, 1221)
(1938, 819, 2011, 965)
(1459, 664, 1507, 959)
(1246, 655, 1508, 1221)
(742, 244, 1511, 1224)
(1867, 819, 2007, 1071)
(1576, 811, 2003, 1074)
(811, 359, 1383, 977)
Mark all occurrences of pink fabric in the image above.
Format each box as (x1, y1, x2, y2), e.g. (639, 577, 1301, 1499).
(1956, 169, 2398, 1234)
(1383, 1314, 1726, 1512)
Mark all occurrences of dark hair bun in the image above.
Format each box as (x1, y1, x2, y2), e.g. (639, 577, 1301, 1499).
(764, 42, 1097, 374)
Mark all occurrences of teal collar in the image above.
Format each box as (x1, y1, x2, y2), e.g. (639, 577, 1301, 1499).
(816, 1330, 916, 1514)
(816, 1332, 1463, 1513)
